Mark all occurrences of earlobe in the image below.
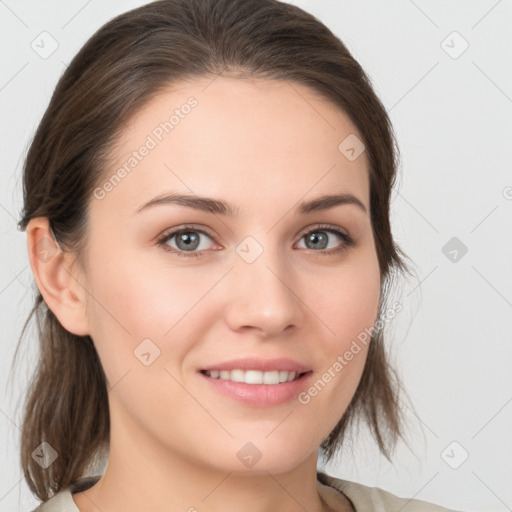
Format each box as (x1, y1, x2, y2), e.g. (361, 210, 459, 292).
(26, 217, 90, 336)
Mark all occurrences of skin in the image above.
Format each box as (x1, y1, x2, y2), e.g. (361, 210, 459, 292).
(27, 76, 381, 512)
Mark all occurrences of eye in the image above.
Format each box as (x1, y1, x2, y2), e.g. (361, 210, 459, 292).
(296, 224, 354, 255)
(157, 226, 217, 258)
(157, 223, 354, 259)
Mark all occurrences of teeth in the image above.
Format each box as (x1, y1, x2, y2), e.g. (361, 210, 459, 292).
(204, 369, 301, 384)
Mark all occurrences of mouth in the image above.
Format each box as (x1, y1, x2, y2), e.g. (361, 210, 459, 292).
(200, 369, 310, 385)
(198, 360, 314, 406)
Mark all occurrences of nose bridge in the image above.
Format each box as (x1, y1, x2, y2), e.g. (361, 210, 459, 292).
(225, 234, 302, 336)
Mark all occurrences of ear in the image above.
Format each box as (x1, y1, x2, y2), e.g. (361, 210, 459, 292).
(26, 217, 90, 336)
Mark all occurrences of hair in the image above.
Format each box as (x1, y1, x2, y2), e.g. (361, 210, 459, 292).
(14, 0, 412, 502)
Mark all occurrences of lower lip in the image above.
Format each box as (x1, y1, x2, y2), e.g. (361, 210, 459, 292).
(199, 371, 313, 407)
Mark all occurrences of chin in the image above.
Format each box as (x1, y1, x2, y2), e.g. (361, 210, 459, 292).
(194, 438, 317, 476)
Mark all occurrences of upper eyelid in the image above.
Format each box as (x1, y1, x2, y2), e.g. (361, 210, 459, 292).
(158, 224, 216, 241)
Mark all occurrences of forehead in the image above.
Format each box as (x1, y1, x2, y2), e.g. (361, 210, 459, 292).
(97, 76, 370, 217)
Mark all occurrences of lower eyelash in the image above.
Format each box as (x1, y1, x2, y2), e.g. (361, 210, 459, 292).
(174, 250, 201, 258)
(157, 225, 354, 258)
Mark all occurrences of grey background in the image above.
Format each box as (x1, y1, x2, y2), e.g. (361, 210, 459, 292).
(1, 1, 511, 511)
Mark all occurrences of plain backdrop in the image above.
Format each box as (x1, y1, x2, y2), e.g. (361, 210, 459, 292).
(1, 1, 511, 511)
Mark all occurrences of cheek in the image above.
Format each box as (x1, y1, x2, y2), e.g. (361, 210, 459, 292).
(295, 255, 380, 435)
(301, 250, 380, 398)
(83, 249, 220, 379)
(313, 253, 381, 355)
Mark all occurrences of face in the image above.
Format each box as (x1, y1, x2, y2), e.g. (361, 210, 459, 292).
(79, 76, 381, 474)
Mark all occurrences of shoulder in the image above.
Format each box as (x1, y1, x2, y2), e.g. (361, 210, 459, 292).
(317, 471, 460, 511)
(30, 475, 100, 512)
(30, 490, 78, 512)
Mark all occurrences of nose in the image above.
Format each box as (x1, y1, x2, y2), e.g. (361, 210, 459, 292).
(223, 244, 304, 338)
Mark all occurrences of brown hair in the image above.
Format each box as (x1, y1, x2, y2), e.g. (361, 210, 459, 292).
(14, 0, 411, 502)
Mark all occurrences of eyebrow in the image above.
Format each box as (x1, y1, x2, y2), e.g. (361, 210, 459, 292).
(135, 192, 367, 216)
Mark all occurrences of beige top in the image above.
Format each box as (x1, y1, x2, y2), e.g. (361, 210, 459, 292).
(32, 471, 458, 511)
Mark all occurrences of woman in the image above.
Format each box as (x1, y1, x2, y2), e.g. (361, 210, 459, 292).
(17, 0, 457, 510)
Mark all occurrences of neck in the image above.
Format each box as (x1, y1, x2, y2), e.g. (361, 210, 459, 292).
(71, 401, 353, 512)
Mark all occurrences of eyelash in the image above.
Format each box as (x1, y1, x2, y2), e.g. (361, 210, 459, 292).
(156, 223, 355, 259)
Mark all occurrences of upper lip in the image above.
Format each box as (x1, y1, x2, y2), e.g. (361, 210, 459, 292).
(200, 358, 311, 373)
